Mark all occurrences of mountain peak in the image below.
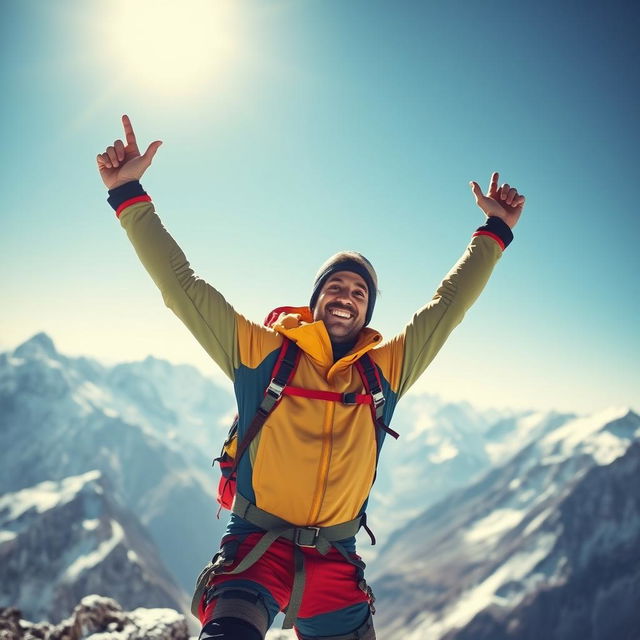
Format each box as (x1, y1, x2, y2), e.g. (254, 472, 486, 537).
(13, 332, 59, 360)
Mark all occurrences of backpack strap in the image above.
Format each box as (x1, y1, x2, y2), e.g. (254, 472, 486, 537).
(280, 386, 373, 405)
(355, 354, 400, 441)
(230, 339, 301, 477)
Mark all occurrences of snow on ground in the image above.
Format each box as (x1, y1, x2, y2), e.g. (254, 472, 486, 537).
(428, 441, 459, 463)
(406, 532, 558, 640)
(83, 518, 100, 531)
(0, 470, 102, 523)
(485, 411, 549, 464)
(0, 530, 16, 543)
(62, 520, 124, 581)
(541, 407, 631, 465)
(464, 508, 525, 544)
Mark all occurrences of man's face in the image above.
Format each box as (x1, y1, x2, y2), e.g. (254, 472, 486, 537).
(312, 271, 369, 343)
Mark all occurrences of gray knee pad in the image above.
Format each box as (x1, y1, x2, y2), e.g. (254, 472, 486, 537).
(296, 612, 376, 640)
(203, 586, 270, 638)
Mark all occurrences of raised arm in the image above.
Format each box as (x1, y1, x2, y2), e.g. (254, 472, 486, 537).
(97, 115, 241, 379)
(377, 173, 525, 399)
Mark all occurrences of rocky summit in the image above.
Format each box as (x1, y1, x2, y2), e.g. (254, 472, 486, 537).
(0, 595, 189, 640)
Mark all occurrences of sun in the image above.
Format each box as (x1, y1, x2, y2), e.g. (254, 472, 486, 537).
(96, 0, 242, 95)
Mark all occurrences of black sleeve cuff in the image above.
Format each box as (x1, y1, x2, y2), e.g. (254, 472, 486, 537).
(107, 180, 148, 212)
(473, 216, 514, 249)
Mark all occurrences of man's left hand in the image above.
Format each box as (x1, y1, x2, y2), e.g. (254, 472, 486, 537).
(470, 172, 525, 229)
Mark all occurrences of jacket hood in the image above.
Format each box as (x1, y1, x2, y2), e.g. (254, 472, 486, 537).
(265, 306, 383, 374)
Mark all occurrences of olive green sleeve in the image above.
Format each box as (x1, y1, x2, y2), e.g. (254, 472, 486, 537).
(119, 201, 239, 380)
(396, 234, 503, 398)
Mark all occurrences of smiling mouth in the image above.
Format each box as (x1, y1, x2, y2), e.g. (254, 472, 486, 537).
(329, 307, 354, 320)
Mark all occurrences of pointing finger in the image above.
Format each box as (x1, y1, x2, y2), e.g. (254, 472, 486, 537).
(488, 172, 499, 196)
(122, 114, 139, 151)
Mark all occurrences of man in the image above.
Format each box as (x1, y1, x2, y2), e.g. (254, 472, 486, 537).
(97, 115, 525, 640)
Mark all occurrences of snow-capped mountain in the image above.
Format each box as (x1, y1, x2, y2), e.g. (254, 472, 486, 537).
(441, 440, 640, 640)
(0, 471, 188, 624)
(0, 333, 235, 592)
(3, 332, 636, 638)
(360, 394, 575, 555)
(368, 407, 640, 640)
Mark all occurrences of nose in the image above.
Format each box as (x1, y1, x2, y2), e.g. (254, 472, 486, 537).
(334, 293, 355, 309)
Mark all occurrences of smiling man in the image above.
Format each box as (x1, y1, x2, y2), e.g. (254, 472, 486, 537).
(97, 115, 525, 640)
(310, 253, 377, 349)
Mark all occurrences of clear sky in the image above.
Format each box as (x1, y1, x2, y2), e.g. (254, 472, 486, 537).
(1, 0, 638, 414)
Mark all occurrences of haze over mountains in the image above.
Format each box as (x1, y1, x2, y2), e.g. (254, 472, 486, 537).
(1, 333, 637, 639)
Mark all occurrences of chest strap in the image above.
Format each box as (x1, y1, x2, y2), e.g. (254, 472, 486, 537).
(227, 493, 365, 629)
(280, 385, 373, 405)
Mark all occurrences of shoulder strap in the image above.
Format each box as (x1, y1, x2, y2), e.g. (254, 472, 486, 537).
(355, 354, 400, 440)
(231, 339, 301, 473)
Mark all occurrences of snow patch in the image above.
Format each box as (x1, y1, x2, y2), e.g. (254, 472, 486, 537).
(428, 441, 459, 464)
(0, 470, 102, 522)
(406, 409, 436, 442)
(83, 519, 100, 532)
(62, 520, 124, 581)
(127, 549, 139, 564)
(0, 530, 17, 543)
(465, 509, 525, 544)
(542, 407, 630, 462)
(410, 532, 557, 639)
(522, 509, 553, 538)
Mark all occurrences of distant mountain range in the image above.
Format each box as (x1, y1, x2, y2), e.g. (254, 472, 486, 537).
(368, 407, 640, 639)
(1, 332, 637, 639)
(0, 332, 234, 621)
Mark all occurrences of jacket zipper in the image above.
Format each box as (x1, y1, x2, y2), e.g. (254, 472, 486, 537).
(306, 401, 335, 523)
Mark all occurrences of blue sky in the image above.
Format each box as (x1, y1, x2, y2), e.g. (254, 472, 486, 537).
(1, 0, 638, 413)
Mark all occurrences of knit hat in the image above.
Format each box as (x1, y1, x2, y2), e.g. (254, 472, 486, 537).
(309, 251, 378, 326)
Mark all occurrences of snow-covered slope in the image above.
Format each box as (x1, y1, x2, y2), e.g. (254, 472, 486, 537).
(368, 407, 640, 640)
(0, 472, 188, 624)
(0, 333, 235, 591)
(441, 440, 640, 640)
(360, 394, 574, 555)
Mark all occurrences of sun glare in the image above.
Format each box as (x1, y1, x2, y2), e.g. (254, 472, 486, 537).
(98, 0, 241, 95)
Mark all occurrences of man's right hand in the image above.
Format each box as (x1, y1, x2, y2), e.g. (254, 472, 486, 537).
(96, 114, 162, 190)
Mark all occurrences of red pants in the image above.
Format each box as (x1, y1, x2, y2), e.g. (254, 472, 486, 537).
(198, 533, 374, 638)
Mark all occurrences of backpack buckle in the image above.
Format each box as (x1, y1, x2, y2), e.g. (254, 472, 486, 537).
(260, 379, 286, 413)
(267, 379, 285, 398)
(295, 526, 320, 548)
(342, 392, 358, 405)
(372, 390, 385, 419)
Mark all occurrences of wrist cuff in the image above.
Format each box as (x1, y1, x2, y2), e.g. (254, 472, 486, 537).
(472, 216, 514, 250)
(107, 181, 151, 218)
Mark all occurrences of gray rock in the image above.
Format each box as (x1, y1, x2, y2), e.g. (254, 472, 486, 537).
(0, 596, 190, 640)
